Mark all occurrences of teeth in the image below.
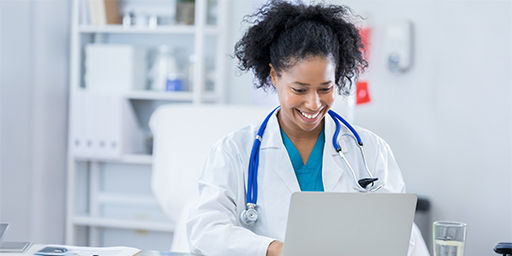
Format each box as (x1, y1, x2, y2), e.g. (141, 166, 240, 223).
(300, 110, 320, 119)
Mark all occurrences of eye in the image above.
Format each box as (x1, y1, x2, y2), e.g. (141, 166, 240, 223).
(319, 86, 333, 93)
(292, 87, 306, 93)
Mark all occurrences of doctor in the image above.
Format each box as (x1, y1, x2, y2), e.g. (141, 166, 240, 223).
(187, 1, 429, 256)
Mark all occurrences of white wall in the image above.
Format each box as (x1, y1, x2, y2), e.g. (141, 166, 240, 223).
(225, 1, 259, 104)
(226, 0, 512, 255)
(30, 0, 70, 244)
(339, 1, 511, 255)
(0, 1, 35, 241)
(0, 0, 69, 243)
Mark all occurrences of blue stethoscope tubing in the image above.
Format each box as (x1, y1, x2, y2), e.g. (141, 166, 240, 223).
(241, 106, 382, 226)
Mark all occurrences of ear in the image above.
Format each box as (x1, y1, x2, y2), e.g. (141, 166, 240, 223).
(269, 64, 277, 88)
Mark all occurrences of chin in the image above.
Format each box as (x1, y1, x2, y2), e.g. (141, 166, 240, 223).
(294, 110, 326, 130)
(296, 117, 325, 132)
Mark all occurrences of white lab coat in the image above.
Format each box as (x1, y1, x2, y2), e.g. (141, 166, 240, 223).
(186, 111, 430, 256)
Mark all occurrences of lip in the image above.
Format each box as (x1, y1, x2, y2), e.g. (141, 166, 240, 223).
(295, 108, 324, 123)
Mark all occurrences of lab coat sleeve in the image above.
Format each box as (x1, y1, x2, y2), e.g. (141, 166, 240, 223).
(378, 137, 430, 256)
(186, 140, 275, 256)
(408, 223, 431, 256)
(376, 136, 406, 193)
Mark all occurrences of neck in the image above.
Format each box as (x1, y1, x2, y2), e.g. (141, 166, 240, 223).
(277, 110, 324, 142)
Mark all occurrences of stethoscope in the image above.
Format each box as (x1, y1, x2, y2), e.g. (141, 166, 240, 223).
(240, 106, 383, 226)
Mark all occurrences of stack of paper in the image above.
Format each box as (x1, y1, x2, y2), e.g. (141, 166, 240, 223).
(44, 245, 140, 256)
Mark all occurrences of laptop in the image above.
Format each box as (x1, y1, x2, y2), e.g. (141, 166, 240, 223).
(0, 224, 31, 253)
(282, 192, 417, 256)
(0, 224, 7, 242)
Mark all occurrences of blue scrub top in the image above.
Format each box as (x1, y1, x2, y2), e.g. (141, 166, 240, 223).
(280, 128, 325, 192)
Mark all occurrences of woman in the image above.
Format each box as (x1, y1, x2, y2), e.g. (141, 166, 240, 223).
(187, 1, 429, 256)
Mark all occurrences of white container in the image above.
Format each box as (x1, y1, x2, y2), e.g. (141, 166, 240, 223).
(85, 44, 147, 92)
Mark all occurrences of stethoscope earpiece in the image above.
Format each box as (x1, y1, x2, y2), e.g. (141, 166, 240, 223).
(494, 242, 512, 256)
(358, 178, 379, 189)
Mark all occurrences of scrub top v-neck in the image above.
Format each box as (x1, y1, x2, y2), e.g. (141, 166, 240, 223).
(280, 128, 325, 192)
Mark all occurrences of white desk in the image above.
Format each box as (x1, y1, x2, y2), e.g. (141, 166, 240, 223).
(2, 244, 194, 256)
(3, 243, 45, 256)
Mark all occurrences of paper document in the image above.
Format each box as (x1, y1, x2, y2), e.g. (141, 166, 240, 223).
(44, 245, 140, 256)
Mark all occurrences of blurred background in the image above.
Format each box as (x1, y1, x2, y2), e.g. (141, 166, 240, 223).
(0, 0, 510, 255)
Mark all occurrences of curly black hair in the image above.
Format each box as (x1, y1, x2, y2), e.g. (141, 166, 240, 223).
(234, 1, 368, 95)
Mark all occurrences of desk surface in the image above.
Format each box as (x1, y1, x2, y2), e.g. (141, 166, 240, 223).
(138, 251, 194, 256)
(2, 244, 195, 256)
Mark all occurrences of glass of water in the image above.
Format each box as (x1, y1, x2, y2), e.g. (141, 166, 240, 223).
(433, 221, 467, 256)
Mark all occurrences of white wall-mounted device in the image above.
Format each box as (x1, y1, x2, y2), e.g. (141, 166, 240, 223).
(385, 20, 414, 73)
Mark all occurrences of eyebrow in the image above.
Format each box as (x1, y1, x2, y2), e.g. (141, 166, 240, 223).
(293, 81, 332, 86)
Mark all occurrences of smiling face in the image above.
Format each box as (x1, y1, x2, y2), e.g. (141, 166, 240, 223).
(270, 55, 336, 137)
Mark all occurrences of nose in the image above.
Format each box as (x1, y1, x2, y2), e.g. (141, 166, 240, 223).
(304, 91, 321, 111)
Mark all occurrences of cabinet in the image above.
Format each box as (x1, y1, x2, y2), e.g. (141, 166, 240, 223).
(65, 0, 228, 250)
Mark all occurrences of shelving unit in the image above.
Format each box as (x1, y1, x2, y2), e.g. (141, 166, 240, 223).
(74, 154, 153, 165)
(123, 90, 218, 102)
(66, 0, 229, 249)
(78, 24, 219, 35)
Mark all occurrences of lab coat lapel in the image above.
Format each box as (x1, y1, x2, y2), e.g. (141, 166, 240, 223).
(260, 111, 301, 194)
(323, 113, 346, 192)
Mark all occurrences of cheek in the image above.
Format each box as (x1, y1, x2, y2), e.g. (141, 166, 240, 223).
(276, 87, 293, 106)
(326, 93, 335, 105)
(281, 92, 302, 108)
(320, 91, 336, 107)
(276, 88, 287, 105)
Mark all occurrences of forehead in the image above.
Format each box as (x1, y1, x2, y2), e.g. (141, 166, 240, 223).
(280, 55, 336, 82)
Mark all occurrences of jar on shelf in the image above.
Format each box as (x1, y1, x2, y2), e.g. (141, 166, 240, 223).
(176, 0, 195, 25)
(149, 45, 184, 92)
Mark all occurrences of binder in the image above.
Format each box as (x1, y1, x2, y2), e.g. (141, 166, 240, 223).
(71, 91, 145, 158)
(88, 0, 121, 25)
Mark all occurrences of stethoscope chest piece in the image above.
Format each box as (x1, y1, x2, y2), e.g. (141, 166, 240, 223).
(240, 203, 258, 226)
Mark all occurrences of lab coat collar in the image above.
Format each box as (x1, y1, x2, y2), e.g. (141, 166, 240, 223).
(259, 109, 300, 193)
(323, 112, 339, 156)
(322, 112, 347, 191)
(259, 109, 283, 150)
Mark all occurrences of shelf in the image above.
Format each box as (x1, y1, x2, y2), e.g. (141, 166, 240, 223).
(74, 154, 153, 165)
(124, 91, 194, 101)
(79, 25, 218, 35)
(97, 193, 159, 206)
(73, 216, 173, 232)
(124, 90, 218, 102)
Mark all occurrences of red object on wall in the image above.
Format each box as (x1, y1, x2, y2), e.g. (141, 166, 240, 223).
(359, 27, 371, 62)
(356, 81, 371, 105)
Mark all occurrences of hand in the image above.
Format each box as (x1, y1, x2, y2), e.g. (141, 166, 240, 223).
(266, 240, 283, 256)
